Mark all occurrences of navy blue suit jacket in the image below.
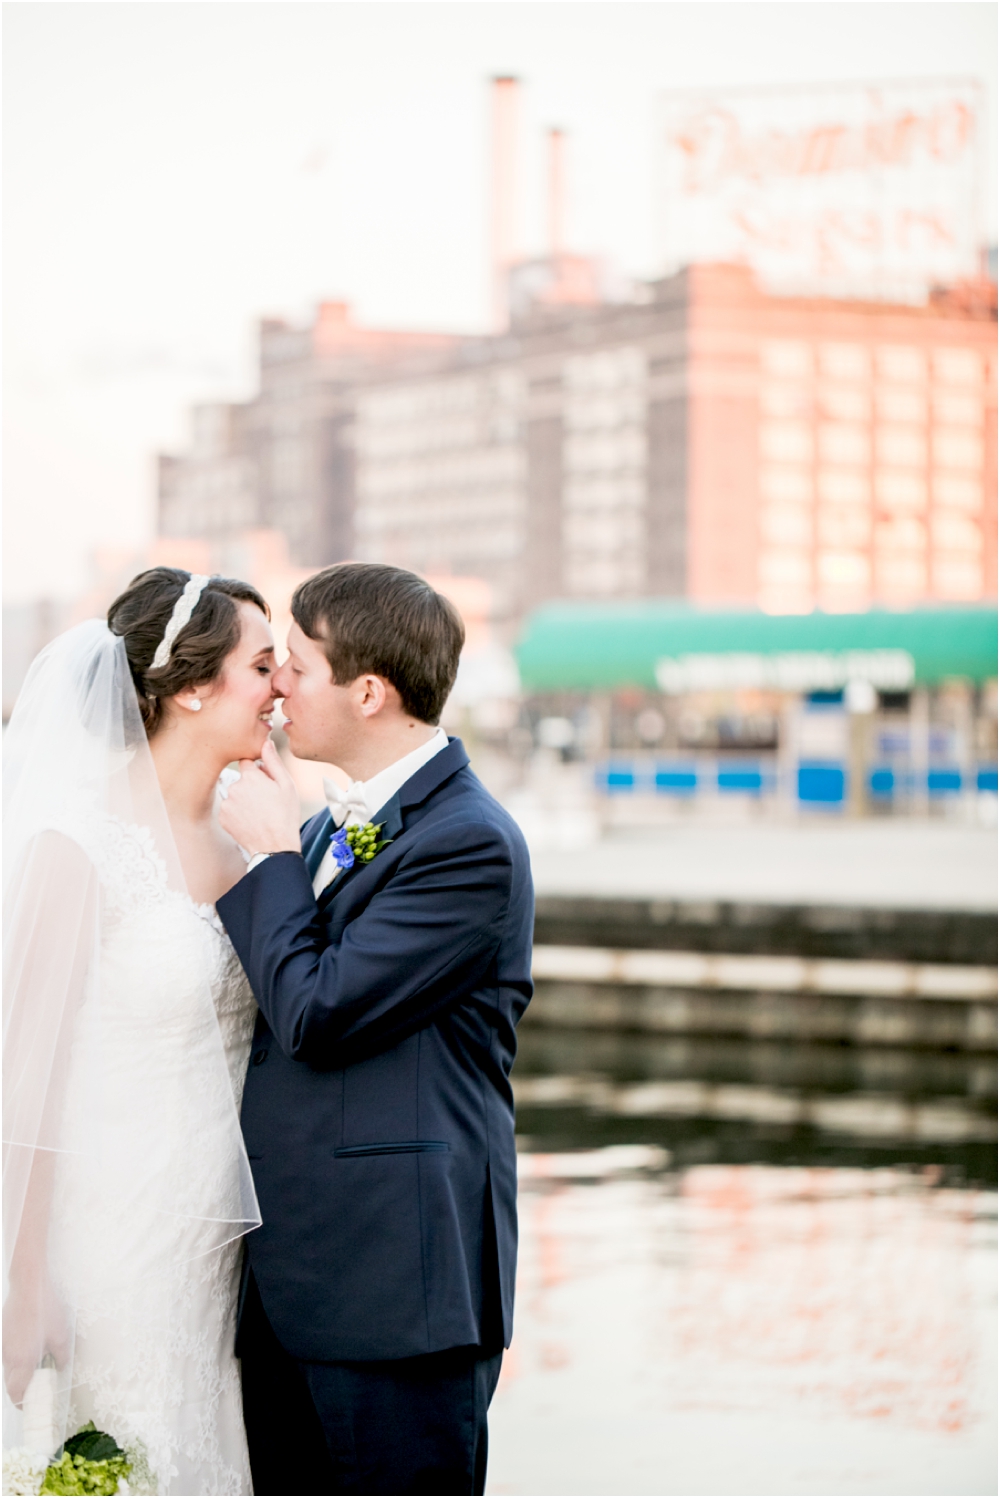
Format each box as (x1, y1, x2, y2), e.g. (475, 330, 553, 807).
(217, 738, 534, 1364)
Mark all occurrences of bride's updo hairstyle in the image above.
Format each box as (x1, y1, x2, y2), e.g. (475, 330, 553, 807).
(108, 567, 270, 735)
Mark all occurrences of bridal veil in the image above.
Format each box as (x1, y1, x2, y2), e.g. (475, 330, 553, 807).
(2, 619, 260, 1462)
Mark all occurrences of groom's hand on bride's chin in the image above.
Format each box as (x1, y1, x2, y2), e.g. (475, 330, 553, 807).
(218, 738, 303, 859)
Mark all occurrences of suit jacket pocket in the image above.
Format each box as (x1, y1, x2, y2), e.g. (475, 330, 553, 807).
(333, 1140, 451, 1158)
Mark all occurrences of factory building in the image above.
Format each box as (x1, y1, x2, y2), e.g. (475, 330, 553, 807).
(158, 301, 458, 568)
(351, 262, 997, 631)
(158, 72, 996, 635)
(158, 264, 996, 637)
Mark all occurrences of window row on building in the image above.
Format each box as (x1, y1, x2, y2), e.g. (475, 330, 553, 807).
(159, 267, 997, 636)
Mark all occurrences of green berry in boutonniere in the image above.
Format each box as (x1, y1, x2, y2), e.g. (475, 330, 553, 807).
(343, 821, 392, 865)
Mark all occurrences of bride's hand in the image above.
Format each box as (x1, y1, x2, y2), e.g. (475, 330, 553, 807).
(2, 1274, 71, 1406)
(219, 739, 302, 860)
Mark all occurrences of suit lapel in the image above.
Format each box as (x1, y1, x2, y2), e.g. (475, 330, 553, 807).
(302, 809, 334, 881)
(397, 736, 468, 812)
(317, 852, 362, 911)
(371, 793, 404, 846)
(315, 739, 470, 914)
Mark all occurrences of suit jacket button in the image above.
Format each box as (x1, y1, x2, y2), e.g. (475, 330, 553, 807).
(252, 1048, 269, 1066)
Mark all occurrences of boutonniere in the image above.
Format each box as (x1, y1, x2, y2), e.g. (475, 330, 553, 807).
(329, 821, 392, 872)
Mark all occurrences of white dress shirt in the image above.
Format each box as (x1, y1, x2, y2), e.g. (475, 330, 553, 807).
(311, 728, 448, 897)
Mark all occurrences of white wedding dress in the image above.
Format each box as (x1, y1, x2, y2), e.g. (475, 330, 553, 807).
(4, 621, 261, 1497)
(47, 817, 258, 1496)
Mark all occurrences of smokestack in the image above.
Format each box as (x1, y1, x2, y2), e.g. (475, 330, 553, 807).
(547, 128, 567, 258)
(490, 76, 519, 330)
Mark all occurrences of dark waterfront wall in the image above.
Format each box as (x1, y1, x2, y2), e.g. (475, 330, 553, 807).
(527, 896, 998, 1053)
(533, 894, 997, 964)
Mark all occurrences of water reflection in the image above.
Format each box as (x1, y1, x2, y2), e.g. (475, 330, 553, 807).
(489, 1033, 997, 1496)
(513, 1029, 997, 1183)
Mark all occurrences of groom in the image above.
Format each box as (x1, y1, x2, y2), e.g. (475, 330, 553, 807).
(217, 563, 533, 1496)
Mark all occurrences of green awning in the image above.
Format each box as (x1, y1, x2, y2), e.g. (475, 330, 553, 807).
(514, 603, 999, 692)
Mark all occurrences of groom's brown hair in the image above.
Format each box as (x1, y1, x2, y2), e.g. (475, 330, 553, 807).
(291, 563, 465, 725)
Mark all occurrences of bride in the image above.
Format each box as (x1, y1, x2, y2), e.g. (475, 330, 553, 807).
(3, 568, 280, 1495)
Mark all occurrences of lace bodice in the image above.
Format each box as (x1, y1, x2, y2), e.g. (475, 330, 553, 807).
(88, 813, 257, 1092)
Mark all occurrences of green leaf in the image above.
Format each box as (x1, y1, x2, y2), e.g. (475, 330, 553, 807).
(64, 1426, 124, 1463)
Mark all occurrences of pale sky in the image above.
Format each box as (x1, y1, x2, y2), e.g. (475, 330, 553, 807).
(4, 1, 997, 604)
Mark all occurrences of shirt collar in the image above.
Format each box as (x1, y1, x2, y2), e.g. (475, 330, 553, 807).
(358, 727, 448, 822)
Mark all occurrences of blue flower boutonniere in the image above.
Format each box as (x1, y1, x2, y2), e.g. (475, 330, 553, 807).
(329, 821, 392, 872)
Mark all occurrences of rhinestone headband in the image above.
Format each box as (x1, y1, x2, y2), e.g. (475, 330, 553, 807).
(150, 574, 211, 670)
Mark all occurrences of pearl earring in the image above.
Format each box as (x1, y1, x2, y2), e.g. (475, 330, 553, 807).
(187, 699, 202, 712)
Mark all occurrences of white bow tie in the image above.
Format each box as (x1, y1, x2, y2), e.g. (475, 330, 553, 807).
(323, 778, 368, 828)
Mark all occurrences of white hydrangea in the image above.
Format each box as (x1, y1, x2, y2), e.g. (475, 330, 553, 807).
(121, 1445, 155, 1496)
(1, 1447, 47, 1496)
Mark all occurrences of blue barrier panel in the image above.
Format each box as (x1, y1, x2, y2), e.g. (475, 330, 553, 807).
(869, 766, 999, 800)
(596, 762, 636, 793)
(807, 690, 844, 706)
(654, 766, 698, 796)
(717, 766, 764, 795)
(798, 761, 846, 804)
(869, 767, 895, 799)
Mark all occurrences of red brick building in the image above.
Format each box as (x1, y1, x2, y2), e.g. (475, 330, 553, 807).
(161, 266, 997, 632)
(686, 264, 997, 613)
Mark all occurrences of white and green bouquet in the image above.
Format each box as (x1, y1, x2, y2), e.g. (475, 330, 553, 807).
(3, 1424, 154, 1497)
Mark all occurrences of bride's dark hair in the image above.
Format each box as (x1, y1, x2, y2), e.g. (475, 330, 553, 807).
(108, 567, 270, 735)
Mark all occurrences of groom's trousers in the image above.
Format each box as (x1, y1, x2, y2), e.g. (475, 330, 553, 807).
(239, 1271, 503, 1496)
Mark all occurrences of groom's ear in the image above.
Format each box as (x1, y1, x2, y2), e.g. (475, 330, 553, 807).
(357, 674, 390, 719)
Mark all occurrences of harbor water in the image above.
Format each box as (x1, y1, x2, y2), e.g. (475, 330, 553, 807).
(488, 1030, 997, 1496)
